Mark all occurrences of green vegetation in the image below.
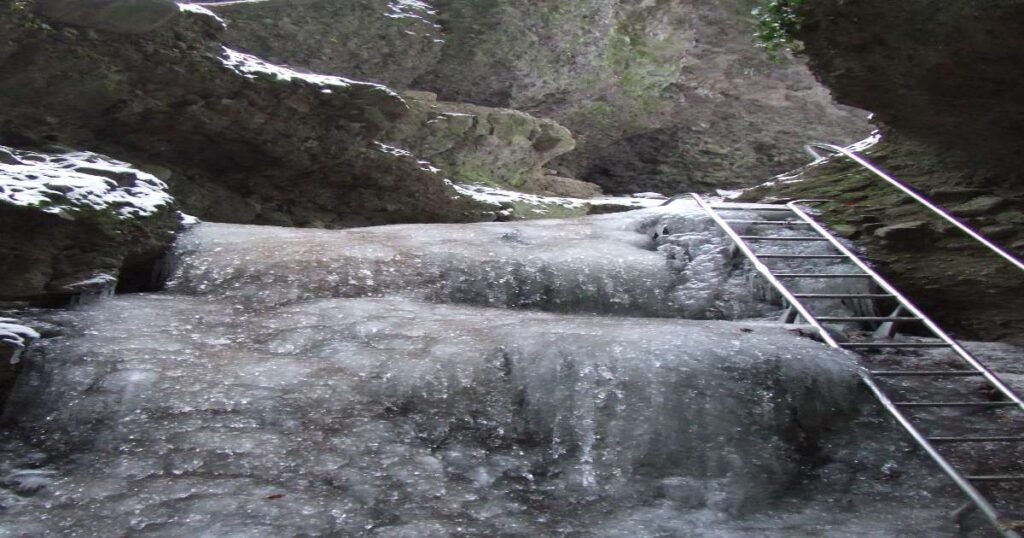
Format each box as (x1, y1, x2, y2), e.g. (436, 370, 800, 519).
(752, 0, 804, 58)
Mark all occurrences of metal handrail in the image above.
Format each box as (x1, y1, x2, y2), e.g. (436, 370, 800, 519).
(786, 201, 1024, 410)
(692, 194, 1022, 537)
(805, 142, 1024, 273)
(784, 200, 1023, 537)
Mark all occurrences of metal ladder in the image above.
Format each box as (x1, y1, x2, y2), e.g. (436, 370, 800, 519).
(692, 193, 1024, 537)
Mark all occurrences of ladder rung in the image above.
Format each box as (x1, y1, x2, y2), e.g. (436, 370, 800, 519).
(870, 370, 984, 377)
(817, 316, 923, 322)
(776, 273, 873, 278)
(929, 436, 1024, 443)
(709, 205, 794, 211)
(894, 401, 1017, 408)
(723, 220, 811, 226)
(839, 342, 952, 348)
(758, 254, 848, 259)
(793, 293, 894, 299)
(965, 475, 1024, 482)
(738, 236, 830, 241)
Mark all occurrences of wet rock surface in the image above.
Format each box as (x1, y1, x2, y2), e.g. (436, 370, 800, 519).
(200, 0, 871, 193)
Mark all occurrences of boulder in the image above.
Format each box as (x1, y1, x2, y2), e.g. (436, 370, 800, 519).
(384, 94, 583, 193)
(796, 0, 1024, 180)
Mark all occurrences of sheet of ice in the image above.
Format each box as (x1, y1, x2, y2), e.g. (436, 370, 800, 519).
(0, 206, 998, 536)
(0, 146, 172, 219)
(0, 295, 865, 536)
(168, 202, 782, 319)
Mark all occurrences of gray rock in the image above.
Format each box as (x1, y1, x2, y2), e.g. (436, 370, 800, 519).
(873, 221, 932, 244)
(383, 94, 581, 193)
(927, 187, 988, 203)
(797, 0, 1024, 179)
(979, 224, 1017, 240)
(994, 211, 1024, 226)
(34, 0, 180, 34)
(951, 196, 1007, 218)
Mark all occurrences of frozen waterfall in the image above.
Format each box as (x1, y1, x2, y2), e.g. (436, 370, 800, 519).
(0, 201, 993, 536)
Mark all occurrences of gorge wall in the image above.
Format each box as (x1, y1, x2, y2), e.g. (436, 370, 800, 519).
(796, 0, 1024, 185)
(200, 0, 872, 194)
(734, 0, 1024, 343)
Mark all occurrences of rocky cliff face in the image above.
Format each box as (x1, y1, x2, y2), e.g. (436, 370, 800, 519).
(201, 0, 871, 194)
(0, 2, 489, 230)
(739, 136, 1024, 344)
(0, 144, 180, 303)
(734, 0, 1024, 343)
(796, 0, 1024, 186)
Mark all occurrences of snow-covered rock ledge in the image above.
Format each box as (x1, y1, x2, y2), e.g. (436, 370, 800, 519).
(0, 146, 172, 219)
(0, 317, 39, 408)
(0, 146, 181, 301)
(0, 318, 38, 366)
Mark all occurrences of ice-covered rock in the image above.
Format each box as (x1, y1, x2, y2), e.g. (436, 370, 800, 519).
(169, 201, 783, 318)
(0, 146, 172, 219)
(0, 146, 180, 301)
(0, 318, 38, 365)
(0, 294, 859, 535)
(0, 205, 1006, 535)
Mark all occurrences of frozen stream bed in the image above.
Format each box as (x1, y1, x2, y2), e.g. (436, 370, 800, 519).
(0, 201, 1018, 536)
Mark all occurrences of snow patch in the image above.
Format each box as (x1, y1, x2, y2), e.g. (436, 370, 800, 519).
(0, 146, 172, 219)
(59, 274, 118, 294)
(452, 183, 668, 212)
(0, 318, 39, 365)
(374, 142, 414, 159)
(220, 48, 403, 101)
(179, 212, 201, 226)
(177, 3, 225, 27)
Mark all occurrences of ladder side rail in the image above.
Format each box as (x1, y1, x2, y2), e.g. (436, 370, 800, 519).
(690, 194, 839, 348)
(692, 194, 1021, 537)
(786, 202, 1024, 410)
(805, 142, 1024, 273)
(859, 373, 1022, 538)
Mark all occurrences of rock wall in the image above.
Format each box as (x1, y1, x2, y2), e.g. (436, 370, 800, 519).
(0, 145, 180, 301)
(0, 2, 487, 229)
(796, 0, 1024, 186)
(202, 0, 871, 194)
(385, 91, 581, 195)
(739, 136, 1024, 344)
